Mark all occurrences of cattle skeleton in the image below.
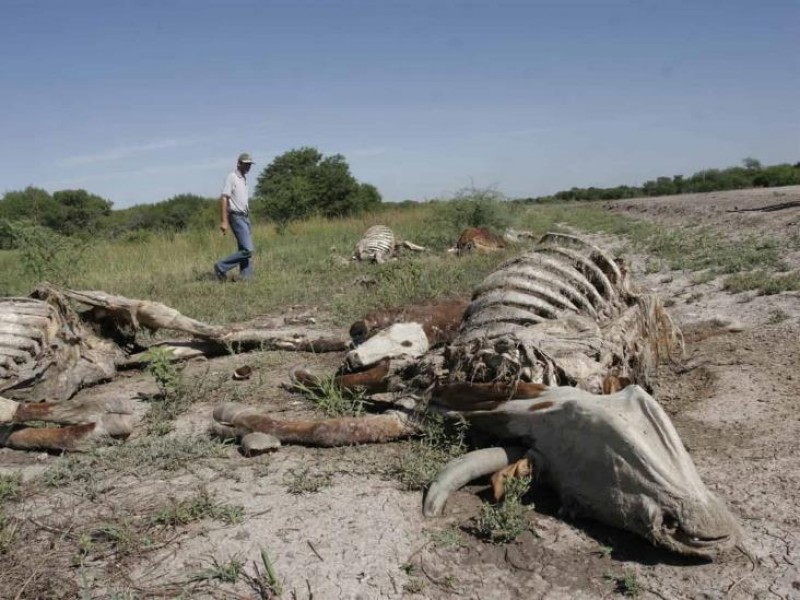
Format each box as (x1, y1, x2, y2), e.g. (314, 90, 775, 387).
(0, 234, 741, 557)
(352, 225, 426, 263)
(215, 232, 741, 558)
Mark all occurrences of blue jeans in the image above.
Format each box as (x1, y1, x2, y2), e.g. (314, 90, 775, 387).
(215, 212, 254, 279)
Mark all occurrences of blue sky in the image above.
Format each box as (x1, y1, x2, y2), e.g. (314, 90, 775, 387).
(1, 0, 798, 208)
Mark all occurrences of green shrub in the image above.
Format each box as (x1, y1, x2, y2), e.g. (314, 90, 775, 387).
(476, 474, 532, 543)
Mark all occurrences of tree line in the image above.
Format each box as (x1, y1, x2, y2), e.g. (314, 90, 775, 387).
(518, 158, 800, 203)
(0, 147, 382, 246)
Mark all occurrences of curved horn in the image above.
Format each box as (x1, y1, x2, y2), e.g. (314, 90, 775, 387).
(423, 446, 526, 517)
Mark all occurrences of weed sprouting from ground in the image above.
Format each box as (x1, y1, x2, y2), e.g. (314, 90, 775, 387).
(604, 570, 641, 597)
(0, 473, 22, 505)
(144, 346, 183, 397)
(42, 436, 230, 493)
(393, 412, 468, 491)
(723, 270, 800, 295)
(293, 376, 369, 417)
(244, 547, 283, 599)
(284, 468, 332, 495)
(142, 346, 191, 434)
(153, 487, 244, 527)
(401, 563, 426, 594)
(767, 308, 790, 324)
(428, 526, 468, 550)
(190, 555, 245, 584)
(476, 474, 532, 543)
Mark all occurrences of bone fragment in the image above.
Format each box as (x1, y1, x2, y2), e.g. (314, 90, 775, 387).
(241, 432, 281, 456)
(345, 322, 429, 370)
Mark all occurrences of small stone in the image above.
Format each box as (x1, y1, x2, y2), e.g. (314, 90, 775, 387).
(241, 432, 281, 456)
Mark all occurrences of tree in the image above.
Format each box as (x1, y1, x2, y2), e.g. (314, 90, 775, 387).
(742, 157, 762, 171)
(255, 146, 381, 230)
(0, 187, 59, 227)
(51, 189, 112, 235)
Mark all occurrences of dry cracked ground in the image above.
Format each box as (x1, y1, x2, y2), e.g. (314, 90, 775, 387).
(1, 187, 799, 599)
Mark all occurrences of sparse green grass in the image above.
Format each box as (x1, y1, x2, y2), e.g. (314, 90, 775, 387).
(767, 308, 790, 324)
(723, 270, 800, 295)
(401, 563, 425, 594)
(393, 412, 468, 491)
(0, 473, 22, 505)
(605, 570, 641, 597)
(77, 519, 151, 562)
(245, 547, 283, 599)
(284, 468, 331, 495)
(153, 488, 243, 527)
(42, 436, 230, 495)
(476, 474, 532, 543)
(428, 526, 468, 550)
(190, 555, 245, 584)
(0, 512, 17, 554)
(292, 375, 369, 417)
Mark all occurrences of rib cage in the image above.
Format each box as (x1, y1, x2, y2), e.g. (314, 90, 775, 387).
(0, 293, 120, 402)
(0, 298, 59, 380)
(446, 232, 680, 392)
(353, 225, 396, 263)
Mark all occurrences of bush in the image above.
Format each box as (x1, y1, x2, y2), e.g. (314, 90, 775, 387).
(255, 147, 382, 231)
(0, 219, 88, 285)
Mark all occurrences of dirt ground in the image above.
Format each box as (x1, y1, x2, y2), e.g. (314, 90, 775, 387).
(1, 187, 799, 599)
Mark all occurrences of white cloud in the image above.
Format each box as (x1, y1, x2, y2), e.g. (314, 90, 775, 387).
(57, 137, 209, 167)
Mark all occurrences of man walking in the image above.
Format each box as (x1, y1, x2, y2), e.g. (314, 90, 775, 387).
(214, 153, 255, 281)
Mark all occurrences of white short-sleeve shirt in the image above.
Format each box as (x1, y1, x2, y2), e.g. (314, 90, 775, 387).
(221, 171, 249, 214)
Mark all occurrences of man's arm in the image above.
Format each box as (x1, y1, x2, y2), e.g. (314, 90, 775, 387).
(220, 195, 230, 234)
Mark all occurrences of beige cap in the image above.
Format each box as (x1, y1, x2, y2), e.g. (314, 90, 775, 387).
(237, 153, 255, 164)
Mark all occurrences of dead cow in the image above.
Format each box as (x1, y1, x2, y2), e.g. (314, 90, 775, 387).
(452, 227, 506, 255)
(211, 233, 742, 558)
(0, 285, 350, 451)
(352, 225, 426, 263)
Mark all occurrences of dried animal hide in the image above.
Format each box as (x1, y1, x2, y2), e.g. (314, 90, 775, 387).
(0, 292, 122, 402)
(1, 285, 349, 407)
(0, 395, 135, 451)
(348, 298, 469, 346)
(453, 227, 507, 255)
(424, 385, 741, 559)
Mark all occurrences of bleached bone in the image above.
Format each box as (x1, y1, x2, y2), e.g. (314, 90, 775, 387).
(353, 225, 396, 263)
(399, 240, 426, 252)
(0, 292, 122, 403)
(1, 286, 348, 405)
(345, 322, 429, 370)
(284, 233, 730, 557)
(443, 232, 681, 392)
(59, 287, 224, 339)
(352, 225, 426, 263)
(425, 385, 741, 559)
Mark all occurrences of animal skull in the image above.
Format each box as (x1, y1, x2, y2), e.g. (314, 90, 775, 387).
(425, 385, 741, 558)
